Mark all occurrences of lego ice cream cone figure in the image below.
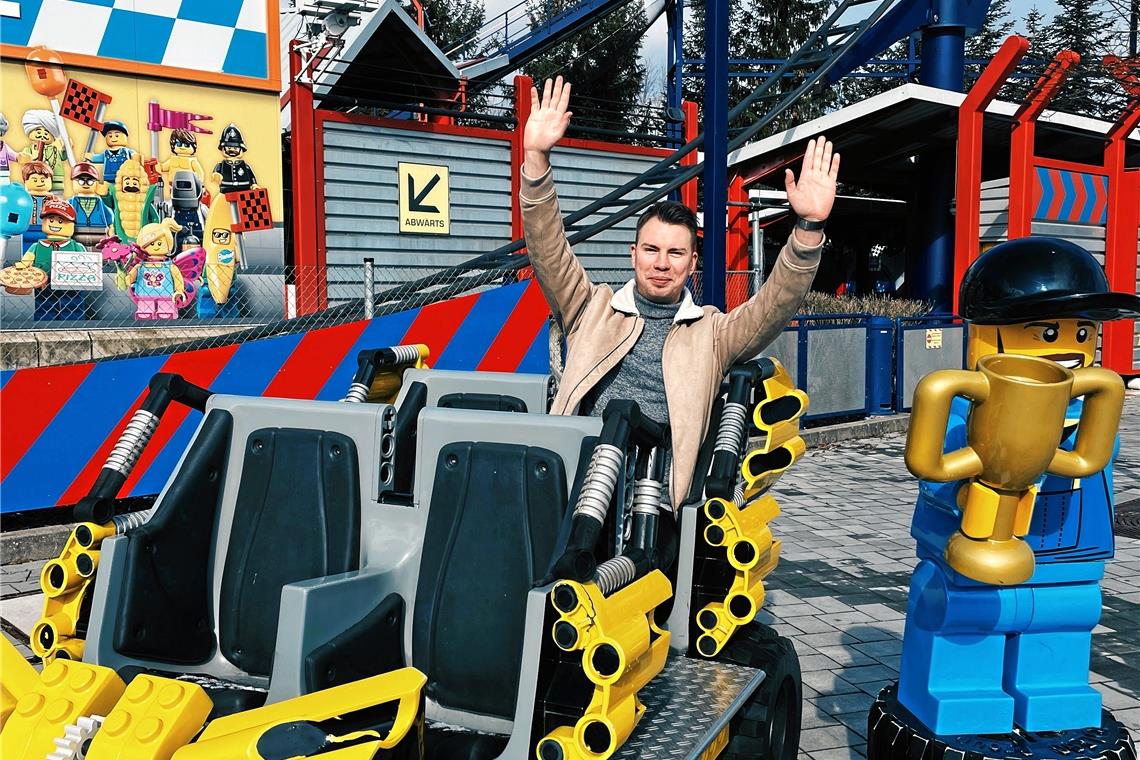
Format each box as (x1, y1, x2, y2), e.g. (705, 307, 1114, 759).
(895, 237, 1139, 737)
(127, 219, 185, 319)
(110, 158, 159, 243)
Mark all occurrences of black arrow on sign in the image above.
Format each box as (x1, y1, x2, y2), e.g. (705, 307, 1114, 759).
(407, 173, 441, 213)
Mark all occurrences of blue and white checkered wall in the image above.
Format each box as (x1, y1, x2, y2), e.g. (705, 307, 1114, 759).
(1, 0, 269, 79)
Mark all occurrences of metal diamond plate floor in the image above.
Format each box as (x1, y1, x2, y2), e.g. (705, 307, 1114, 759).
(615, 654, 763, 759)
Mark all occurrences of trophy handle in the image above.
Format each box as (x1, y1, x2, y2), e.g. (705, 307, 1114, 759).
(1047, 367, 1125, 479)
(905, 370, 988, 482)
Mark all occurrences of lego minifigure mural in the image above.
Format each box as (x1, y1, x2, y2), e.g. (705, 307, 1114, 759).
(0, 11, 283, 323)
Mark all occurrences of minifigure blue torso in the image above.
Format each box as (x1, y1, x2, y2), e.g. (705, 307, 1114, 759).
(911, 395, 1117, 585)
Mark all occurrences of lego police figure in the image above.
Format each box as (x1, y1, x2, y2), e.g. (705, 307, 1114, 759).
(21, 197, 88, 321)
(874, 238, 1140, 751)
(212, 124, 257, 195)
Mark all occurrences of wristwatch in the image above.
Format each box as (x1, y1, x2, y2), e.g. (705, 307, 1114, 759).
(795, 217, 827, 232)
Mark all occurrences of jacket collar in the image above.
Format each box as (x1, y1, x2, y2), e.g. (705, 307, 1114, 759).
(610, 279, 704, 323)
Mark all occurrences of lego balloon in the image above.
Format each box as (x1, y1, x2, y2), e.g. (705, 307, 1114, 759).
(0, 183, 33, 239)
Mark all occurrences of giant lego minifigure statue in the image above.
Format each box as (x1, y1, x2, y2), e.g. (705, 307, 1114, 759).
(869, 237, 1140, 756)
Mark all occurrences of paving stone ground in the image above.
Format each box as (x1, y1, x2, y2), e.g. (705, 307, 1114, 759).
(1, 394, 1137, 756)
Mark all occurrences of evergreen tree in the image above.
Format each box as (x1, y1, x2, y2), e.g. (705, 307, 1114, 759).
(421, 0, 487, 57)
(1023, 5, 1048, 53)
(1042, 0, 1117, 116)
(833, 37, 914, 106)
(682, 0, 830, 135)
(966, 0, 1016, 60)
(524, 0, 649, 132)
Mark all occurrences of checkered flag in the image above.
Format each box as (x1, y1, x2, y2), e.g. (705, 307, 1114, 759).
(59, 79, 112, 129)
(227, 188, 273, 232)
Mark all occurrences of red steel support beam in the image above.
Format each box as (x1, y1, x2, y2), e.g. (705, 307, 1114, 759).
(726, 175, 750, 310)
(1008, 50, 1080, 239)
(681, 100, 698, 213)
(953, 35, 1030, 314)
(289, 40, 328, 316)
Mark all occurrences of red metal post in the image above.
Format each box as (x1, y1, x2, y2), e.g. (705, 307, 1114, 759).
(952, 35, 1030, 314)
(726, 175, 750, 310)
(1008, 50, 1080, 239)
(289, 40, 328, 316)
(681, 100, 698, 213)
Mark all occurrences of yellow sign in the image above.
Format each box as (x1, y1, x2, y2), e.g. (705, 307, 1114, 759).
(926, 328, 944, 350)
(399, 162, 450, 234)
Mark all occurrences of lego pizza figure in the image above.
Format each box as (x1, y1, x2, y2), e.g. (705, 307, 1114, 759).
(68, 162, 113, 248)
(892, 237, 1140, 738)
(109, 158, 160, 243)
(87, 120, 138, 187)
(21, 197, 88, 320)
(211, 124, 257, 195)
(18, 110, 67, 192)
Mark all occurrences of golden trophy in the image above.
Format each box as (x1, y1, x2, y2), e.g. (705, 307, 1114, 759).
(905, 353, 1123, 585)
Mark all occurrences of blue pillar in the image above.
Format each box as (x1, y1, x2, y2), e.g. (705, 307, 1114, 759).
(906, 23, 965, 312)
(702, 0, 728, 310)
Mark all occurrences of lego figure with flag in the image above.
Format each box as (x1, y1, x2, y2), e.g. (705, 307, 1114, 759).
(158, 129, 205, 201)
(19, 110, 68, 192)
(87, 120, 138, 188)
(212, 124, 257, 195)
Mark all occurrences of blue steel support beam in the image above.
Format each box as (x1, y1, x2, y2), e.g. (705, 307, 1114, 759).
(907, 6, 971, 311)
(703, 0, 728, 310)
(667, 0, 685, 147)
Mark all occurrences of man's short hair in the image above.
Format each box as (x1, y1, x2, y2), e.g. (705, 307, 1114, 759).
(635, 201, 698, 249)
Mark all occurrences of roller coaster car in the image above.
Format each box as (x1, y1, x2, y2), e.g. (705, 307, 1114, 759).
(3, 346, 809, 760)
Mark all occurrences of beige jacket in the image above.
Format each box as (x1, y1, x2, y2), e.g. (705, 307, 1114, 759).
(520, 168, 822, 509)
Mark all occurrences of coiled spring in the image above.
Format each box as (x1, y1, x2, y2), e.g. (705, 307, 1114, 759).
(342, 382, 370, 404)
(575, 444, 625, 524)
(389, 344, 422, 364)
(631, 478, 663, 516)
(594, 554, 637, 596)
(111, 507, 154, 534)
(104, 410, 159, 475)
(714, 402, 748, 454)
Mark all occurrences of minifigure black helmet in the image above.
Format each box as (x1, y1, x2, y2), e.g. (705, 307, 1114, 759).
(959, 237, 1140, 324)
(218, 124, 246, 150)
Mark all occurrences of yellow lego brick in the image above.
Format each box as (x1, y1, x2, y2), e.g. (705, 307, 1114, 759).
(1, 638, 39, 731)
(86, 676, 212, 760)
(0, 658, 125, 760)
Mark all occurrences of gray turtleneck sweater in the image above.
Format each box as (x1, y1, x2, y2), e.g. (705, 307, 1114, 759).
(582, 288, 680, 426)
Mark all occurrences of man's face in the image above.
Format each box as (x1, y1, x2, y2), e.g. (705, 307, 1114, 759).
(211, 229, 232, 245)
(120, 176, 142, 193)
(629, 218, 697, 304)
(173, 142, 194, 156)
(75, 176, 97, 193)
(105, 130, 128, 148)
(222, 145, 243, 159)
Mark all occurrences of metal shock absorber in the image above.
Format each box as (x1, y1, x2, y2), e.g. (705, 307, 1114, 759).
(104, 410, 159, 476)
(574, 444, 626, 525)
(342, 344, 428, 402)
(594, 554, 639, 596)
(714, 401, 748, 456)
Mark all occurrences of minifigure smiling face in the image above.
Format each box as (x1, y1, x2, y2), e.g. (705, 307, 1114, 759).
(42, 212, 75, 240)
(211, 228, 232, 246)
(22, 163, 52, 195)
(967, 319, 1098, 370)
(104, 129, 128, 148)
(222, 144, 244, 159)
(142, 236, 172, 259)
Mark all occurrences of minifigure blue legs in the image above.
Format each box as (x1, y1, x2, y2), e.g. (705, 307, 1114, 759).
(899, 559, 1103, 735)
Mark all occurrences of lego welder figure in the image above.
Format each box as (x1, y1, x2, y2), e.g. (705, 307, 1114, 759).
(896, 237, 1140, 737)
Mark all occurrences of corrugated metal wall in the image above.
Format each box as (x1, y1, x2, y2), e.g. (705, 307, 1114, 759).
(321, 118, 671, 303)
(322, 120, 514, 303)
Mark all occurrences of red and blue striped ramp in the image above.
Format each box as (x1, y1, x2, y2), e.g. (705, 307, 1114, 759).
(1033, 167, 1109, 225)
(0, 280, 552, 514)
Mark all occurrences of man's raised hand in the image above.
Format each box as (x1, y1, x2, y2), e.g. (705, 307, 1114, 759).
(785, 135, 840, 225)
(522, 77, 572, 177)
